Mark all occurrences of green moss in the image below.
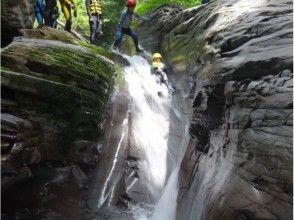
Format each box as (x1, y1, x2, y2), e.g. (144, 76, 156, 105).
(197, 63, 214, 79)
(115, 66, 125, 90)
(2, 44, 114, 97)
(78, 41, 113, 59)
(1, 66, 12, 72)
(22, 27, 78, 44)
(2, 69, 104, 154)
(1, 35, 120, 155)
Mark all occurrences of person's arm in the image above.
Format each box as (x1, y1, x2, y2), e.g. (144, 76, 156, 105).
(117, 9, 127, 29)
(134, 12, 149, 22)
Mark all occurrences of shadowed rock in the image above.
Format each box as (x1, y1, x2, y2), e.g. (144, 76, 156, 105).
(1, 0, 35, 46)
(137, 0, 293, 219)
(1, 27, 119, 218)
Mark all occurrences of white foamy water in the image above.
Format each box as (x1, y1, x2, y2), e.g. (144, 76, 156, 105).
(124, 55, 172, 197)
(122, 55, 190, 220)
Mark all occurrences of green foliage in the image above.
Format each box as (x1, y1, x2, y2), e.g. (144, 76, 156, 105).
(136, 0, 202, 15)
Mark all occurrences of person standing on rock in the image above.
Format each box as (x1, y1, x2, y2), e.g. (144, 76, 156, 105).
(86, 0, 103, 44)
(35, 0, 46, 28)
(113, 0, 149, 53)
(44, 0, 60, 28)
(59, 0, 77, 32)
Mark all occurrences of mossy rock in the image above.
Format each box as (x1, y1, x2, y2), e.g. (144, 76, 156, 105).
(20, 27, 113, 59)
(1, 29, 120, 159)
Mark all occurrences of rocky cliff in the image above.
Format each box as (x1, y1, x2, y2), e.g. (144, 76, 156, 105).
(1, 26, 119, 218)
(1, 0, 35, 46)
(137, 0, 293, 219)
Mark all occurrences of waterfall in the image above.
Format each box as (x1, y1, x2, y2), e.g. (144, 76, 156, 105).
(124, 55, 172, 198)
(122, 55, 191, 220)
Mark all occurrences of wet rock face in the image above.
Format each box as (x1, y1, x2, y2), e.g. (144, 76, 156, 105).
(138, 0, 293, 219)
(181, 71, 293, 220)
(1, 27, 116, 203)
(1, 0, 35, 46)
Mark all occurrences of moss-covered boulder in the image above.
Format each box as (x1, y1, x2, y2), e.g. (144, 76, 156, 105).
(1, 27, 118, 191)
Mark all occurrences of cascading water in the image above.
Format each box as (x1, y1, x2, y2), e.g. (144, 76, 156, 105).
(124, 55, 172, 198)
(93, 55, 193, 220)
(120, 55, 192, 220)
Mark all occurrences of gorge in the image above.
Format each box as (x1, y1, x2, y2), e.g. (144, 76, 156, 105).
(1, 0, 293, 219)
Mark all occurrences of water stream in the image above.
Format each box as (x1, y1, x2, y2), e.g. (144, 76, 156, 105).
(121, 55, 192, 220)
(124, 55, 172, 199)
(94, 54, 192, 220)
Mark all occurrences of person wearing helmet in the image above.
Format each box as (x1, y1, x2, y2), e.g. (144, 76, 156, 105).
(152, 53, 165, 72)
(113, 0, 149, 53)
(86, 0, 103, 44)
(152, 53, 175, 93)
(59, 0, 77, 32)
(151, 53, 168, 85)
(35, 0, 46, 28)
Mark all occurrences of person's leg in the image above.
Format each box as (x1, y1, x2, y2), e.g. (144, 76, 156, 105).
(124, 28, 141, 51)
(62, 5, 72, 32)
(35, 11, 44, 27)
(65, 19, 72, 32)
(52, 14, 58, 28)
(89, 16, 97, 43)
(94, 16, 101, 41)
(52, 7, 59, 28)
(43, 11, 49, 26)
(113, 28, 124, 49)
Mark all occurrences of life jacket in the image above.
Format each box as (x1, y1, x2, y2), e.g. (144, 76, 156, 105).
(90, 0, 102, 15)
(152, 61, 164, 71)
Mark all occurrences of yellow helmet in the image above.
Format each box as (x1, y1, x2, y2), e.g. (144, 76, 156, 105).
(152, 53, 162, 60)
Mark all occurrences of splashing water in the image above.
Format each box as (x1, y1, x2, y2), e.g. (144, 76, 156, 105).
(124, 55, 172, 198)
(122, 55, 191, 220)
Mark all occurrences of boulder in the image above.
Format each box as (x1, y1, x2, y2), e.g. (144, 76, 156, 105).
(1, 27, 118, 193)
(1, 0, 35, 46)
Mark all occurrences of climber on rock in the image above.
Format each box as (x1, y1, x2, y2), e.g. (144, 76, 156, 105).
(86, 0, 103, 44)
(152, 52, 175, 92)
(151, 53, 168, 85)
(59, 0, 77, 32)
(113, 0, 149, 53)
(35, 0, 46, 28)
(44, 0, 59, 28)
